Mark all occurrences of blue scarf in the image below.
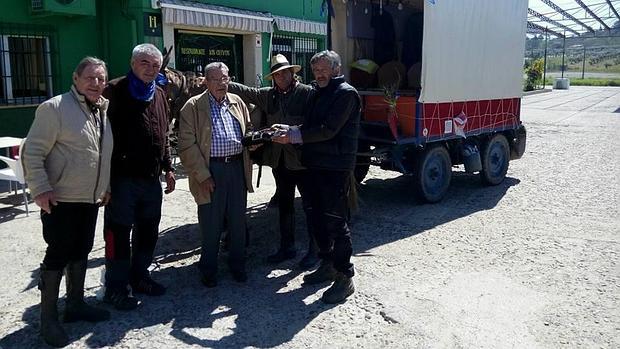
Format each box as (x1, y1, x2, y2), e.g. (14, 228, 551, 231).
(127, 70, 168, 101)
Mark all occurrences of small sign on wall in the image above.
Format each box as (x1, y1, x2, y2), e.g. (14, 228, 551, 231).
(144, 13, 162, 36)
(255, 34, 262, 48)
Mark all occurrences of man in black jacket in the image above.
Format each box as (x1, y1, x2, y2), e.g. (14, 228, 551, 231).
(273, 50, 360, 303)
(228, 54, 318, 269)
(102, 43, 176, 310)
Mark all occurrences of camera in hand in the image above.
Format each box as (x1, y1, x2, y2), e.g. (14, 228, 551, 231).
(242, 128, 275, 146)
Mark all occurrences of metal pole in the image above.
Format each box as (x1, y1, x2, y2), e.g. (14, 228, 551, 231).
(581, 43, 586, 79)
(561, 31, 566, 79)
(326, 0, 332, 50)
(543, 28, 548, 87)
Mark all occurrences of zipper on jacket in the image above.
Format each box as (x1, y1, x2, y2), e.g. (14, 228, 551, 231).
(93, 111, 105, 203)
(71, 91, 106, 203)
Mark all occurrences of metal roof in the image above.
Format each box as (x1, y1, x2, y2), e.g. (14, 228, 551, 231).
(527, 0, 620, 37)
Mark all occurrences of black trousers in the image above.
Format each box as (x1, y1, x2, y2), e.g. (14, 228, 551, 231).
(272, 163, 312, 251)
(103, 177, 162, 289)
(303, 169, 354, 277)
(41, 202, 99, 271)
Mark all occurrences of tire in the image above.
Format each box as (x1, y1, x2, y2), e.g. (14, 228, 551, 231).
(480, 134, 510, 185)
(414, 145, 452, 203)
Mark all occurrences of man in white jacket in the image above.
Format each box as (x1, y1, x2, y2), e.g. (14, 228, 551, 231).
(22, 56, 114, 348)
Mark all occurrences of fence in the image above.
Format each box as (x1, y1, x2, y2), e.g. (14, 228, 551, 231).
(272, 32, 325, 84)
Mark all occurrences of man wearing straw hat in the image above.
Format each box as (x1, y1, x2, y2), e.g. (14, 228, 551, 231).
(228, 54, 318, 269)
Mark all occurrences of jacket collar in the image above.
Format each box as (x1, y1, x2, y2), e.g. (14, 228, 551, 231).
(312, 75, 345, 92)
(202, 90, 238, 106)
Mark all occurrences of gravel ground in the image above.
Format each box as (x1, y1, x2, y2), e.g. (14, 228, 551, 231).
(0, 86, 618, 348)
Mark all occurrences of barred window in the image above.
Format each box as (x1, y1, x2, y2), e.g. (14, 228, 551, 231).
(272, 33, 324, 84)
(0, 25, 55, 107)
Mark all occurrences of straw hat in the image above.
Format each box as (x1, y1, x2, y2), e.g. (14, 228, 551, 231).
(264, 54, 301, 80)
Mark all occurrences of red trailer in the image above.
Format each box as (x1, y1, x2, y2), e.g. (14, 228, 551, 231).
(328, 0, 528, 202)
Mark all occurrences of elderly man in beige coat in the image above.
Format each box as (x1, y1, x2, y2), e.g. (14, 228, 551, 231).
(178, 62, 253, 288)
(22, 56, 113, 347)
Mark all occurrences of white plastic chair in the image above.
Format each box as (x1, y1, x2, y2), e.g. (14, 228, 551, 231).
(0, 139, 29, 215)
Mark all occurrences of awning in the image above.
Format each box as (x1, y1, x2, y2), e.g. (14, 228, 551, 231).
(159, 0, 273, 33)
(273, 15, 327, 35)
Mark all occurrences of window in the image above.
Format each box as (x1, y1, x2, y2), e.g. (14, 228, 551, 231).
(272, 33, 324, 84)
(0, 25, 55, 106)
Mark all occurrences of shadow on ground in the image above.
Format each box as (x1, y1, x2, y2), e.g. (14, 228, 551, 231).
(0, 193, 30, 223)
(353, 171, 520, 252)
(0, 170, 518, 348)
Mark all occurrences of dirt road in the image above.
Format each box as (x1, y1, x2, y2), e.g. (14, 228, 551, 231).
(0, 86, 618, 348)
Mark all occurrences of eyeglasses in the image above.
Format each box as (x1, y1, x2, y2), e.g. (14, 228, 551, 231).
(207, 76, 231, 83)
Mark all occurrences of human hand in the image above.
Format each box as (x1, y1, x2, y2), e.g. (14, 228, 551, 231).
(98, 192, 111, 206)
(200, 177, 215, 194)
(249, 143, 263, 151)
(34, 191, 58, 214)
(271, 124, 290, 132)
(164, 171, 176, 194)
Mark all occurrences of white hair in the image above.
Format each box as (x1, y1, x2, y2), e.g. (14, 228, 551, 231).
(131, 43, 163, 63)
(310, 50, 342, 69)
(205, 62, 229, 76)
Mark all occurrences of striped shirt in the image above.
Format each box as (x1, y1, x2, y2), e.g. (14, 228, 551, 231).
(208, 93, 243, 157)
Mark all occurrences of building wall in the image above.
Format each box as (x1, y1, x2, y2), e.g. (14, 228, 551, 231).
(0, 0, 326, 136)
(157, 0, 326, 86)
(0, 1, 102, 136)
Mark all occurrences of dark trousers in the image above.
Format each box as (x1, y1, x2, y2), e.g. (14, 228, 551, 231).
(103, 176, 162, 289)
(272, 163, 312, 251)
(197, 159, 247, 277)
(304, 169, 354, 277)
(41, 202, 99, 271)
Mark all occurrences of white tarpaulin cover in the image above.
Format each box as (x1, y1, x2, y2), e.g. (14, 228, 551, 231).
(419, 0, 528, 103)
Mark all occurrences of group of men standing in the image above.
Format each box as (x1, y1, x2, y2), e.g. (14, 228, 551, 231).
(20, 43, 360, 347)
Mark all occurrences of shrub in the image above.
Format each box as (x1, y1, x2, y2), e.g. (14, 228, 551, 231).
(524, 58, 545, 91)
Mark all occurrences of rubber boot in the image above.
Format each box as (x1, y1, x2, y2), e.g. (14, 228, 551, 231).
(64, 260, 110, 323)
(39, 265, 69, 348)
(302, 260, 337, 285)
(321, 272, 355, 304)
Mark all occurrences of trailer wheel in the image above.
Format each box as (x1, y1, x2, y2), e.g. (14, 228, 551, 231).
(480, 134, 510, 185)
(414, 145, 452, 203)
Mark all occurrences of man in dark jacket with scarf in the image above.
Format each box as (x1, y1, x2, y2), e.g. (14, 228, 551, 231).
(102, 43, 176, 310)
(273, 50, 360, 304)
(228, 54, 318, 269)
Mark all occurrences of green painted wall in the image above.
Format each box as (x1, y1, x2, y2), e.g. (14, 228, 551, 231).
(99, 0, 142, 79)
(0, 1, 102, 136)
(0, 2, 101, 93)
(0, 0, 326, 136)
